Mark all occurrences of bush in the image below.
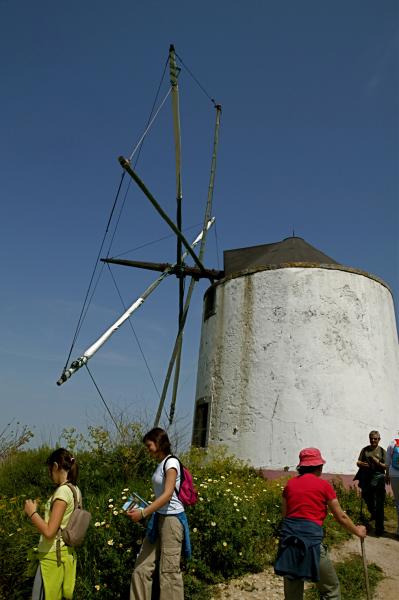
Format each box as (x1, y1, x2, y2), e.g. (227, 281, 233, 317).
(187, 463, 283, 582)
(0, 436, 385, 599)
(0, 446, 53, 498)
(0, 494, 38, 599)
(74, 487, 147, 598)
(0, 441, 284, 598)
(0, 422, 33, 462)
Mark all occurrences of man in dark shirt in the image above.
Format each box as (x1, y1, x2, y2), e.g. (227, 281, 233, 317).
(357, 430, 387, 536)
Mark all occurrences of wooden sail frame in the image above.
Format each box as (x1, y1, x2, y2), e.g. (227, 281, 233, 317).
(57, 45, 222, 427)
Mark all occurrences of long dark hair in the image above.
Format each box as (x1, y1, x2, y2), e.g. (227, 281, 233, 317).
(297, 464, 323, 476)
(143, 428, 171, 456)
(46, 448, 79, 485)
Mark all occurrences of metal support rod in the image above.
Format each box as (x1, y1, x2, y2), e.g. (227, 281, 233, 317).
(168, 103, 222, 424)
(154, 104, 222, 426)
(101, 258, 223, 280)
(153, 290, 191, 426)
(170, 47, 184, 393)
(154, 263, 200, 426)
(169, 44, 184, 324)
(170, 44, 183, 204)
(197, 104, 222, 266)
(169, 334, 182, 424)
(118, 156, 208, 277)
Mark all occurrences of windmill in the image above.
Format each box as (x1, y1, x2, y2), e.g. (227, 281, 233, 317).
(56, 45, 223, 428)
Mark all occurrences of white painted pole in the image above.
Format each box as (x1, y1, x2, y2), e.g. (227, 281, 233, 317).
(56, 218, 215, 386)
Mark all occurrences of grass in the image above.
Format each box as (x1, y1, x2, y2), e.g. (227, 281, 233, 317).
(304, 555, 384, 600)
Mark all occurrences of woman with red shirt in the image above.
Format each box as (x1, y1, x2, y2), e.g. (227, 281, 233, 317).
(275, 448, 366, 600)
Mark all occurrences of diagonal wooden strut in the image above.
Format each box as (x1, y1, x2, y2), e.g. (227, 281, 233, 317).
(118, 157, 209, 279)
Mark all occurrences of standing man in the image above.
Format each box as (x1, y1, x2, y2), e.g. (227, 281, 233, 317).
(356, 430, 387, 536)
(385, 435, 399, 538)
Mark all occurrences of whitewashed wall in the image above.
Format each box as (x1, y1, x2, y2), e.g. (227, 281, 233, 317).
(194, 267, 399, 473)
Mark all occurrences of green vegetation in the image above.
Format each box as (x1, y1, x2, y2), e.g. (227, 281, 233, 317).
(0, 421, 33, 462)
(0, 425, 387, 599)
(305, 556, 383, 600)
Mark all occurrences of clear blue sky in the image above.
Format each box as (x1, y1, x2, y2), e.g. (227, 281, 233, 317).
(1, 1, 398, 445)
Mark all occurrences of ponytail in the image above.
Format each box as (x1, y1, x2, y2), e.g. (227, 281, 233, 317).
(46, 448, 79, 485)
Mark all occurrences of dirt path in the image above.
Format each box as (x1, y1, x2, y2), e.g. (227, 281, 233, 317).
(329, 522, 399, 600)
(212, 520, 399, 600)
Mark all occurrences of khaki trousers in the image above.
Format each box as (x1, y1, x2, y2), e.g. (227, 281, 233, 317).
(283, 544, 340, 600)
(130, 515, 184, 600)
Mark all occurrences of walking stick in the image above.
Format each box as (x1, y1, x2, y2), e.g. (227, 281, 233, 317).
(360, 538, 371, 600)
(359, 496, 364, 521)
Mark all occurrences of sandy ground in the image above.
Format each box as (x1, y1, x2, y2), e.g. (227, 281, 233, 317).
(211, 519, 399, 600)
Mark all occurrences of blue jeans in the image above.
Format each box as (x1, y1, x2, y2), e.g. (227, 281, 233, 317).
(284, 544, 340, 600)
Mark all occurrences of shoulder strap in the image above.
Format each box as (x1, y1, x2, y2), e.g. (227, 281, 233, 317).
(51, 483, 76, 508)
(163, 454, 182, 474)
(162, 455, 183, 493)
(162, 455, 173, 474)
(55, 483, 78, 567)
(60, 482, 79, 509)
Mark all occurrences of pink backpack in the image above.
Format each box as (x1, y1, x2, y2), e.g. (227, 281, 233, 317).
(163, 456, 198, 507)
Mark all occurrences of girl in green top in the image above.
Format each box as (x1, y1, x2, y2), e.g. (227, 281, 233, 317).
(24, 448, 81, 599)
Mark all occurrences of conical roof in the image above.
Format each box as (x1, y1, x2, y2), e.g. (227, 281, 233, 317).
(223, 237, 338, 276)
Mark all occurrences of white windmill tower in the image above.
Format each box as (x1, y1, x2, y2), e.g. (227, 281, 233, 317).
(192, 236, 399, 475)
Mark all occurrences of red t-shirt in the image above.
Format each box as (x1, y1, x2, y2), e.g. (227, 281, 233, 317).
(283, 473, 337, 526)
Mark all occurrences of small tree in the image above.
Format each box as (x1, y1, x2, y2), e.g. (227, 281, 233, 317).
(0, 421, 33, 461)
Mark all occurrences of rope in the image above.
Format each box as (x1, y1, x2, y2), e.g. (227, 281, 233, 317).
(105, 177, 132, 259)
(85, 364, 123, 435)
(129, 55, 170, 162)
(106, 264, 161, 399)
(128, 88, 172, 162)
(63, 172, 126, 371)
(78, 261, 106, 336)
(107, 54, 170, 259)
(111, 222, 203, 258)
(63, 51, 170, 369)
(175, 51, 217, 107)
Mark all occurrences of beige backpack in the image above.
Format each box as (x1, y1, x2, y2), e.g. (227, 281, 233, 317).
(55, 483, 91, 564)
